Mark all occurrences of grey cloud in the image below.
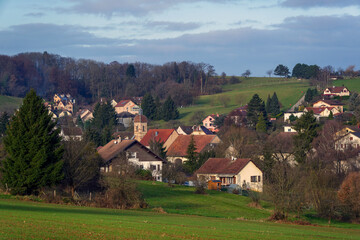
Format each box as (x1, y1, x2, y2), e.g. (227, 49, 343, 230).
(144, 21, 202, 31)
(24, 12, 45, 17)
(64, 0, 236, 17)
(281, 0, 360, 8)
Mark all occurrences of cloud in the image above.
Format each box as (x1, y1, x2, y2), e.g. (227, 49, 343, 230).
(1, 15, 359, 75)
(24, 12, 45, 17)
(281, 0, 360, 8)
(144, 21, 202, 31)
(63, 0, 236, 17)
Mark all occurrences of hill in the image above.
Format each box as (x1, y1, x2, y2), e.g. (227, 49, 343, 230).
(332, 77, 360, 93)
(176, 77, 310, 125)
(0, 95, 22, 113)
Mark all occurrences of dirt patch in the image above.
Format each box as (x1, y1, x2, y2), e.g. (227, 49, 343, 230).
(153, 207, 167, 214)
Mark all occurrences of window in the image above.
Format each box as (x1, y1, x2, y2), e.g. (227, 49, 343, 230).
(350, 137, 353, 141)
(157, 164, 160, 171)
(130, 152, 137, 158)
(288, 128, 291, 132)
(143, 126, 145, 132)
(150, 165, 156, 171)
(251, 176, 258, 182)
(258, 176, 261, 182)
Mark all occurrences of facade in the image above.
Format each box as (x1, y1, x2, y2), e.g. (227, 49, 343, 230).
(202, 114, 219, 132)
(323, 86, 350, 97)
(284, 126, 297, 133)
(60, 127, 83, 141)
(115, 100, 140, 115)
(284, 112, 305, 122)
(196, 158, 263, 192)
(79, 109, 94, 122)
(98, 139, 165, 181)
(133, 115, 148, 141)
(335, 132, 360, 151)
(304, 107, 340, 117)
(166, 135, 221, 165)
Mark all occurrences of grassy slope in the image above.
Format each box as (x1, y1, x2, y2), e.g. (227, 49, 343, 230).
(332, 77, 360, 93)
(178, 77, 310, 125)
(0, 95, 22, 113)
(1, 199, 360, 239)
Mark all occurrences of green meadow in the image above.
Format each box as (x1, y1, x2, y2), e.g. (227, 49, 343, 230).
(333, 77, 360, 93)
(0, 95, 22, 113)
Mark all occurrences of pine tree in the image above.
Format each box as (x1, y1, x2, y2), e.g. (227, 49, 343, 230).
(183, 136, 198, 174)
(0, 111, 10, 137)
(1, 89, 64, 195)
(161, 96, 179, 121)
(328, 111, 334, 120)
(270, 92, 280, 116)
(305, 88, 313, 103)
(256, 114, 267, 133)
(149, 138, 167, 159)
(141, 93, 156, 120)
(247, 94, 267, 127)
(265, 94, 271, 114)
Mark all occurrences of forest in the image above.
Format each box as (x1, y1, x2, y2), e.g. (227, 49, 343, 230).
(0, 52, 224, 106)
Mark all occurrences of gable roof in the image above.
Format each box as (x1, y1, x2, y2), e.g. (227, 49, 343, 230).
(313, 99, 344, 106)
(61, 127, 83, 136)
(325, 86, 348, 94)
(166, 135, 218, 157)
(196, 158, 253, 175)
(178, 126, 194, 135)
(140, 129, 175, 146)
(305, 107, 334, 115)
(115, 100, 133, 108)
(98, 139, 164, 163)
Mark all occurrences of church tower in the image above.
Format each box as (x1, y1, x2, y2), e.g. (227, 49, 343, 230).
(134, 114, 148, 141)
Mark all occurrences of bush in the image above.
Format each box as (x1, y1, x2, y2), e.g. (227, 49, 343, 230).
(135, 169, 153, 180)
(338, 172, 360, 220)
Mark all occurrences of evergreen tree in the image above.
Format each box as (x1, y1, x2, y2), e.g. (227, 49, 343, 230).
(289, 114, 298, 122)
(183, 136, 198, 174)
(256, 114, 267, 133)
(328, 111, 334, 120)
(247, 94, 267, 127)
(154, 96, 162, 120)
(269, 92, 280, 116)
(304, 88, 313, 103)
(265, 94, 271, 114)
(149, 138, 167, 159)
(293, 111, 318, 165)
(161, 96, 179, 121)
(0, 112, 10, 137)
(1, 89, 64, 195)
(141, 93, 156, 120)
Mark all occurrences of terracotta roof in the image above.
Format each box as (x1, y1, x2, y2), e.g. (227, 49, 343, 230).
(115, 100, 131, 107)
(305, 107, 333, 115)
(325, 86, 348, 94)
(140, 129, 175, 146)
(166, 135, 218, 157)
(314, 99, 344, 106)
(134, 114, 147, 123)
(196, 158, 252, 175)
(178, 126, 194, 135)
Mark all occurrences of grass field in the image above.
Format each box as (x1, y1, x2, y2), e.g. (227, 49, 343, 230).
(333, 77, 360, 93)
(0, 95, 22, 113)
(1, 197, 360, 239)
(177, 77, 310, 125)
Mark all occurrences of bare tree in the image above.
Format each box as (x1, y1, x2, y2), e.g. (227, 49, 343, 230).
(242, 69, 251, 78)
(266, 69, 272, 77)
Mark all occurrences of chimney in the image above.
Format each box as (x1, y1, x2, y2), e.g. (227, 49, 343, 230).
(231, 156, 237, 161)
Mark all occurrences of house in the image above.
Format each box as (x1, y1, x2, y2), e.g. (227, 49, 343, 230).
(336, 125, 360, 138)
(110, 99, 118, 108)
(196, 158, 263, 192)
(58, 110, 72, 118)
(323, 86, 350, 97)
(313, 99, 344, 112)
(60, 127, 83, 141)
(98, 139, 165, 181)
(202, 114, 219, 132)
(176, 125, 213, 135)
(117, 112, 135, 128)
(304, 107, 340, 117)
(335, 132, 360, 151)
(54, 93, 75, 104)
(225, 106, 248, 126)
(284, 125, 297, 133)
(78, 109, 94, 122)
(140, 129, 179, 150)
(166, 135, 221, 165)
(114, 100, 140, 115)
(284, 112, 305, 123)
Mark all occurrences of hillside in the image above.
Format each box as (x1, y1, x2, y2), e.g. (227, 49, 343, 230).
(177, 77, 310, 125)
(333, 77, 360, 93)
(0, 95, 22, 113)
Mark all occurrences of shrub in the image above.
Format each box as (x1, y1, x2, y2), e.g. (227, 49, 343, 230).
(338, 172, 360, 220)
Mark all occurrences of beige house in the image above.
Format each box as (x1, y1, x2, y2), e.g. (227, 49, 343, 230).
(196, 158, 263, 192)
(115, 100, 140, 115)
(323, 86, 350, 97)
(98, 139, 165, 181)
(335, 132, 360, 151)
(313, 100, 344, 113)
(304, 107, 340, 117)
(79, 109, 94, 122)
(166, 135, 221, 165)
(284, 125, 296, 133)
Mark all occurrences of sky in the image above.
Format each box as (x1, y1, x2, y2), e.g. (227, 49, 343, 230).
(0, 0, 359, 76)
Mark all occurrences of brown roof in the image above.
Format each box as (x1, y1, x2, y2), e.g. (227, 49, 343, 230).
(140, 129, 175, 146)
(134, 114, 147, 123)
(166, 135, 218, 157)
(305, 107, 334, 114)
(98, 139, 164, 163)
(325, 86, 348, 94)
(61, 127, 83, 136)
(115, 100, 131, 107)
(314, 99, 344, 106)
(196, 158, 252, 175)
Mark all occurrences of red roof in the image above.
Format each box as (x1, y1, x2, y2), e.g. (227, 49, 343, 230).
(134, 115, 147, 123)
(324, 86, 348, 94)
(140, 129, 175, 147)
(115, 100, 131, 107)
(305, 107, 333, 115)
(166, 135, 218, 157)
(314, 99, 344, 106)
(196, 158, 252, 175)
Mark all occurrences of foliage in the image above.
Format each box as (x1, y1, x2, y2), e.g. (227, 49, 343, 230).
(292, 111, 319, 165)
(274, 64, 290, 77)
(256, 114, 267, 133)
(292, 63, 320, 79)
(246, 94, 267, 127)
(1, 89, 64, 195)
(162, 162, 186, 186)
(62, 139, 102, 197)
(242, 69, 251, 78)
(141, 93, 156, 120)
(289, 114, 298, 122)
(190, 110, 206, 125)
(338, 172, 360, 220)
(161, 96, 179, 121)
(149, 138, 167, 159)
(304, 88, 318, 103)
(269, 92, 280, 116)
(0, 112, 10, 137)
(213, 114, 226, 129)
(183, 136, 198, 174)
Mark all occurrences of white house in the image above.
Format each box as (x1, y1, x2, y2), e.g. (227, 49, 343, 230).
(196, 158, 263, 192)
